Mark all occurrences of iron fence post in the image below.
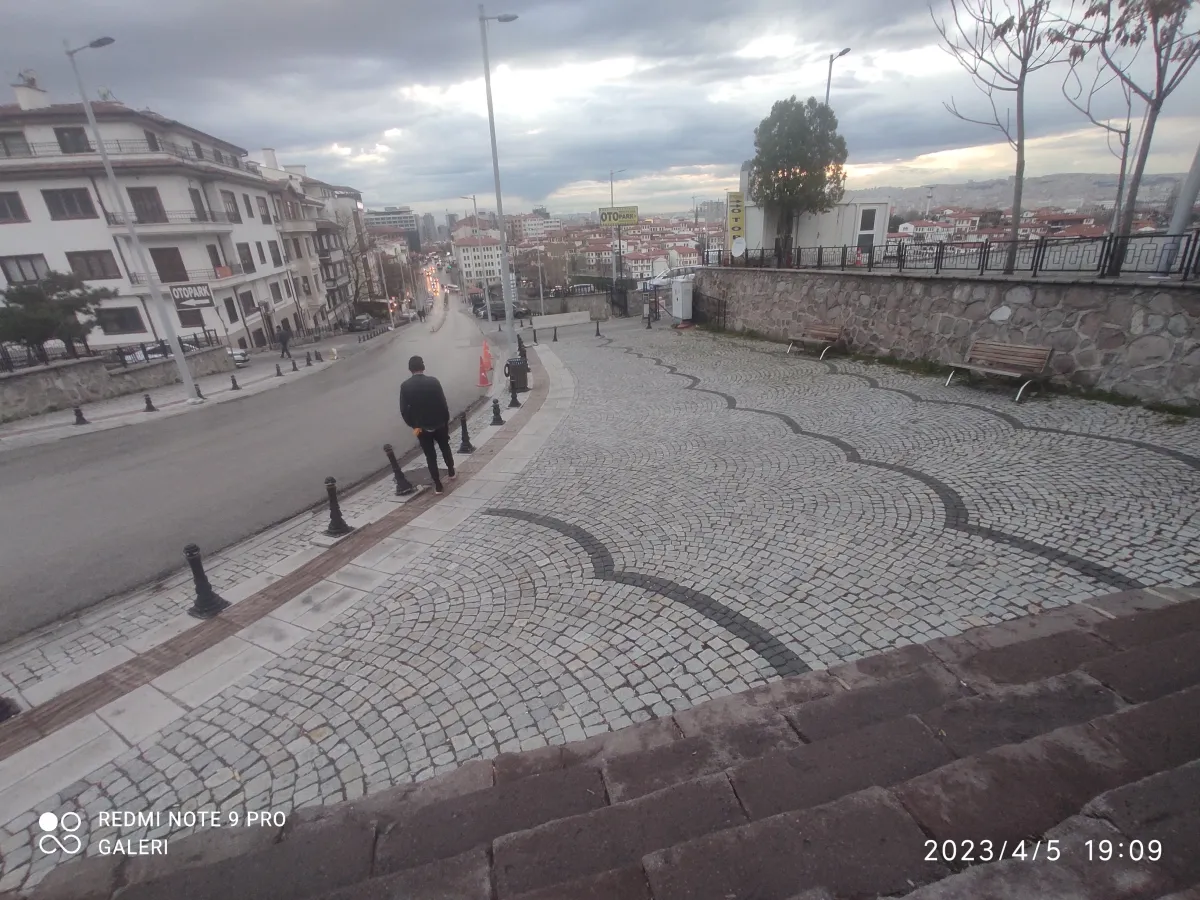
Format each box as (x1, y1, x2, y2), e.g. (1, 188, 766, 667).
(840, 246, 847, 270)
(898, 242, 906, 272)
(1031, 237, 1046, 277)
(816, 247, 823, 269)
(934, 242, 945, 274)
(867, 246, 875, 271)
(979, 241, 990, 275)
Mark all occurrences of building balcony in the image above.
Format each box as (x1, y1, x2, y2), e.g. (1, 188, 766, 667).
(106, 209, 235, 233)
(324, 273, 350, 289)
(278, 215, 318, 233)
(0, 138, 262, 176)
(129, 263, 249, 286)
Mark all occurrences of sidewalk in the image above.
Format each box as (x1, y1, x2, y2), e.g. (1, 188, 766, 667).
(0, 324, 417, 453)
(0, 316, 1196, 895)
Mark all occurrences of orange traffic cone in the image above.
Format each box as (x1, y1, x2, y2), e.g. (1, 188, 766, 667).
(481, 341, 493, 368)
(478, 353, 492, 387)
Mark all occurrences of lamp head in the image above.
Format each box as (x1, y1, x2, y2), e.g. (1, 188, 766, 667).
(837, 47, 851, 58)
(90, 37, 116, 48)
(497, 13, 518, 21)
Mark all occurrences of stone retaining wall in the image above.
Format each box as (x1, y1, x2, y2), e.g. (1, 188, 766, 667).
(695, 268, 1200, 406)
(0, 346, 233, 422)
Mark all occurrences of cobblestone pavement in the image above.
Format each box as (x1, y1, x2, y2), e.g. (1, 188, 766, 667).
(2, 320, 1198, 891)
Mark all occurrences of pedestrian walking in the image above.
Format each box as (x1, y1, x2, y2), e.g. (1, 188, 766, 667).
(276, 327, 292, 359)
(399, 355, 455, 494)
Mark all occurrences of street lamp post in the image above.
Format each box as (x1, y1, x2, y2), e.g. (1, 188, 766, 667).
(609, 168, 626, 293)
(536, 247, 545, 315)
(826, 47, 851, 107)
(478, 5, 518, 351)
(66, 37, 200, 402)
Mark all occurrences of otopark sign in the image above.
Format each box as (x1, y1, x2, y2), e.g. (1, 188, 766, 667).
(599, 206, 638, 227)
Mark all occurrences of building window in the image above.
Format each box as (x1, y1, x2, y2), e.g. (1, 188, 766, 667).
(243, 194, 254, 218)
(224, 296, 239, 323)
(148, 247, 189, 283)
(0, 192, 28, 223)
(268, 240, 282, 267)
(269, 282, 283, 302)
(281, 242, 290, 263)
(284, 278, 293, 298)
(0, 254, 48, 284)
(256, 241, 266, 264)
(95, 306, 146, 335)
(236, 243, 256, 273)
(206, 244, 222, 270)
(302, 276, 312, 295)
(239, 291, 256, 315)
(42, 188, 98, 220)
(0, 131, 32, 158)
(178, 308, 205, 329)
(54, 127, 92, 154)
(221, 190, 241, 224)
(257, 196, 270, 224)
(272, 197, 282, 221)
(213, 149, 225, 165)
(127, 187, 167, 224)
(192, 140, 205, 160)
(144, 130, 160, 151)
(291, 277, 301, 296)
(66, 250, 121, 280)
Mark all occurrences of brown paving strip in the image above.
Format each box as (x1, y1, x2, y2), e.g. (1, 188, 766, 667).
(0, 349, 552, 763)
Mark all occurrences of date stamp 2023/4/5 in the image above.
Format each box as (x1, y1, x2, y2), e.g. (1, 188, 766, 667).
(924, 838, 1165, 865)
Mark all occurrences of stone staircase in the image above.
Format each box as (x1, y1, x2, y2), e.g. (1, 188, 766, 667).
(16, 586, 1200, 900)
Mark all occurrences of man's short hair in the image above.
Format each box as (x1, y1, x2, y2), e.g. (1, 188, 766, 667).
(408, 355, 425, 372)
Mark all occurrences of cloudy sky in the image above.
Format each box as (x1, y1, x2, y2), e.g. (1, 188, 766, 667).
(3, 0, 1197, 215)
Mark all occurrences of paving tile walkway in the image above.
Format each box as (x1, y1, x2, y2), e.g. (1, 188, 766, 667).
(0, 316, 1197, 892)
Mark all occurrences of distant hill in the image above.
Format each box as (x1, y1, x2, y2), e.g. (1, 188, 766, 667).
(845, 172, 1185, 212)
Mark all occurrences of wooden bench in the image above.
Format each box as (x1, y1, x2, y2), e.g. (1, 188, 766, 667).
(946, 340, 1053, 403)
(786, 324, 843, 360)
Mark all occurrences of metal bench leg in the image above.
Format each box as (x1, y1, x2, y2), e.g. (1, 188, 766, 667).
(819, 344, 833, 361)
(1015, 379, 1036, 403)
(945, 369, 957, 387)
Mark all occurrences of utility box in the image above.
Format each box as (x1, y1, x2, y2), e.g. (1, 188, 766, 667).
(504, 357, 529, 392)
(671, 279, 693, 321)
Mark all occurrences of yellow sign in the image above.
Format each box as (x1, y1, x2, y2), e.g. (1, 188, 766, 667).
(726, 192, 745, 246)
(599, 206, 638, 227)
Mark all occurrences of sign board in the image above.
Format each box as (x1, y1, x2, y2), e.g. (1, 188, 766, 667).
(599, 206, 638, 227)
(169, 283, 214, 309)
(726, 192, 745, 248)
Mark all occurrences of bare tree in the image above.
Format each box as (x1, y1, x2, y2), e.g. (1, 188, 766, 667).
(932, 0, 1075, 271)
(335, 210, 377, 313)
(1061, 0, 1200, 254)
(1061, 45, 1140, 232)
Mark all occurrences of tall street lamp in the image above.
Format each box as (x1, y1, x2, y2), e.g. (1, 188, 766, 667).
(459, 193, 491, 323)
(609, 168, 626, 290)
(478, 5, 517, 350)
(66, 37, 200, 402)
(826, 47, 850, 107)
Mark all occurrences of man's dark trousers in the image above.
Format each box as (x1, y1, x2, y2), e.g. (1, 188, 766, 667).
(418, 425, 454, 487)
(279, 340, 291, 359)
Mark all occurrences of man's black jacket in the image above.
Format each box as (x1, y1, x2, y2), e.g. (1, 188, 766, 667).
(400, 373, 451, 430)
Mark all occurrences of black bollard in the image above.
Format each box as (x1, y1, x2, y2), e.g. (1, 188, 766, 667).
(498, 320, 502, 332)
(323, 477, 354, 536)
(553, 326, 558, 342)
(195, 384, 205, 400)
(291, 358, 299, 372)
(647, 310, 652, 329)
(384, 443, 416, 496)
(230, 374, 241, 391)
(458, 412, 475, 453)
(306, 351, 312, 367)
(73, 406, 89, 426)
(509, 383, 522, 408)
(184, 544, 230, 619)
(143, 393, 157, 413)
(275, 363, 283, 377)
(491, 398, 505, 425)
(315, 350, 324, 362)
(595, 319, 601, 337)
(532, 327, 538, 344)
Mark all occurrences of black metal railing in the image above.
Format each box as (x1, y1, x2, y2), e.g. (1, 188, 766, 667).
(129, 264, 246, 284)
(711, 232, 1200, 281)
(105, 209, 234, 226)
(0, 329, 221, 373)
(1, 139, 261, 174)
(692, 291, 726, 329)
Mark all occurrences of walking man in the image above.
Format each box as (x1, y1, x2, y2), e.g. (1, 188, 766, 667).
(276, 326, 291, 359)
(399, 355, 455, 494)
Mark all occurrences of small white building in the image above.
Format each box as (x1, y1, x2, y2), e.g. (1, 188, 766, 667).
(453, 235, 503, 288)
(0, 76, 311, 349)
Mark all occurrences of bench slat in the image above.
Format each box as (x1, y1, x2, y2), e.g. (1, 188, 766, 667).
(962, 340, 1051, 375)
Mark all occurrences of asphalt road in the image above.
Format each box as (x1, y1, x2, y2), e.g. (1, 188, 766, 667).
(0, 303, 487, 645)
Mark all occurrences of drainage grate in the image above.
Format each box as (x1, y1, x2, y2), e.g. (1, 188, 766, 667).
(0, 696, 19, 723)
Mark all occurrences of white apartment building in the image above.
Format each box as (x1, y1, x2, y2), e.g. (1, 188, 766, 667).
(0, 77, 303, 350)
(364, 205, 416, 230)
(452, 216, 500, 242)
(453, 236, 503, 287)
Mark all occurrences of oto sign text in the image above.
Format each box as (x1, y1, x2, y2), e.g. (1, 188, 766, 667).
(599, 206, 638, 227)
(169, 283, 215, 309)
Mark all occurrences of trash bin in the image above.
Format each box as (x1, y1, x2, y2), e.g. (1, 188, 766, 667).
(504, 357, 529, 393)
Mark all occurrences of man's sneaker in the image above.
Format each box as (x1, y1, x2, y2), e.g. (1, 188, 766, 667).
(434, 483, 444, 494)
(447, 469, 457, 480)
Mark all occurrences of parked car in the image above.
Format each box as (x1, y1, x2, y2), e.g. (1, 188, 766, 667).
(647, 266, 701, 290)
(347, 314, 375, 332)
(227, 347, 250, 367)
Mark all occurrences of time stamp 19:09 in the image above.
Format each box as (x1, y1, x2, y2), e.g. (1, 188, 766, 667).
(37, 809, 288, 857)
(924, 838, 1165, 864)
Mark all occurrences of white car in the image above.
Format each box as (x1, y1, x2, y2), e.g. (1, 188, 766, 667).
(647, 266, 701, 290)
(227, 347, 250, 367)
